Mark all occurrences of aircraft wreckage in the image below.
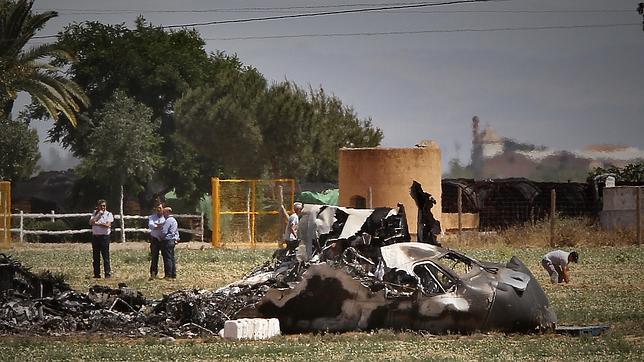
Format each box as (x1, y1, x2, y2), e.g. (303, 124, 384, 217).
(0, 182, 556, 336)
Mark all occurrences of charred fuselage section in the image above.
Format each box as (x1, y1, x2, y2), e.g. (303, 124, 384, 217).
(234, 241, 556, 334)
(227, 183, 556, 333)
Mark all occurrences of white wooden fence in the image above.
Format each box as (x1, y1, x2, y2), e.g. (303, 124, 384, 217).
(10, 210, 205, 243)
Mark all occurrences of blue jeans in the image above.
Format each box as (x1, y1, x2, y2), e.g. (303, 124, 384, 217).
(162, 239, 176, 278)
(91, 234, 111, 277)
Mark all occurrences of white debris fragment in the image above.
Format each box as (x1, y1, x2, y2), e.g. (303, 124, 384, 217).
(222, 318, 281, 340)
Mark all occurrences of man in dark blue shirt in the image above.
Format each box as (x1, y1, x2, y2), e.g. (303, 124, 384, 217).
(161, 207, 179, 279)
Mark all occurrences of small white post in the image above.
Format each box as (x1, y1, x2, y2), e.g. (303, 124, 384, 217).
(50, 210, 55, 222)
(368, 187, 373, 209)
(19, 210, 24, 243)
(200, 212, 204, 243)
(120, 184, 126, 243)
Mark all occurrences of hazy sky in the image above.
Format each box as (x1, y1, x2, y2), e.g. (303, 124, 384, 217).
(23, 0, 644, 171)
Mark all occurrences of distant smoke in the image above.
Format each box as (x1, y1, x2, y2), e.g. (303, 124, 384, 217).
(37, 145, 79, 172)
(470, 116, 483, 178)
(29, 120, 80, 173)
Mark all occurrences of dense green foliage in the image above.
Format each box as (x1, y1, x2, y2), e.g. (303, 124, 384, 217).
(32, 18, 381, 208)
(0, 0, 88, 125)
(174, 53, 267, 179)
(176, 76, 384, 183)
(256, 82, 315, 179)
(0, 116, 39, 180)
(306, 87, 383, 181)
(40, 18, 213, 208)
(76, 91, 161, 207)
(588, 162, 644, 183)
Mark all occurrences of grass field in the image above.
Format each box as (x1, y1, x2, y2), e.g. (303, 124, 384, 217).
(0, 222, 643, 361)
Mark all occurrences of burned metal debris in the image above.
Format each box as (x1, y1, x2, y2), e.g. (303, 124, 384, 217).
(0, 253, 268, 337)
(0, 182, 557, 337)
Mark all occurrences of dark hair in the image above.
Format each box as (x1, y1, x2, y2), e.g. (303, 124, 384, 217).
(96, 199, 107, 207)
(569, 251, 579, 263)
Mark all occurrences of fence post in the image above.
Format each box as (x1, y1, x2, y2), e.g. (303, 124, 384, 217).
(19, 211, 24, 243)
(368, 186, 373, 209)
(637, 187, 641, 246)
(550, 189, 556, 247)
(457, 187, 462, 242)
(212, 177, 221, 248)
(278, 185, 285, 249)
(246, 186, 252, 244)
(50, 210, 55, 223)
(120, 185, 126, 243)
(251, 180, 257, 246)
(200, 212, 204, 243)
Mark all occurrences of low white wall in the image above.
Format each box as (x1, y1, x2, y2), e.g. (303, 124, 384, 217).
(600, 186, 643, 230)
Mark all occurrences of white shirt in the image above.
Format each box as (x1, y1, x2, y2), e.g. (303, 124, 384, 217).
(543, 250, 570, 267)
(284, 213, 299, 241)
(148, 213, 166, 239)
(90, 210, 114, 235)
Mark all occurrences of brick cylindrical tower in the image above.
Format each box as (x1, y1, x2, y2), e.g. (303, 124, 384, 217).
(338, 144, 442, 235)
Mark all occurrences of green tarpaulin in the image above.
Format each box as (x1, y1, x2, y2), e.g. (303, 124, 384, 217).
(299, 189, 339, 206)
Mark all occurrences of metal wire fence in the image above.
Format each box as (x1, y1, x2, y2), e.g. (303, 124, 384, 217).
(211, 178, 295, 248)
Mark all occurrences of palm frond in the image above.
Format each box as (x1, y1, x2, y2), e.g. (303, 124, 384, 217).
(1, 0, 57, 57)
(16, 77, 79, 126)
(17, 43, 75, 63)
(0, 0, 86, 126)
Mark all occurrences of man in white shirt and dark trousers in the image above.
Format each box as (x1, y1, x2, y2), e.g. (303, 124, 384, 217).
(148, 203, 165, 280)
(541, 250, 579, 284)
(89, 199, 114, 278)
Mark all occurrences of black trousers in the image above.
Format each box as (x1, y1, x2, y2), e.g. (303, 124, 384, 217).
(149, 237, 163, 276)
(91, 234, 111, 277)
(162, 239, 176, 278)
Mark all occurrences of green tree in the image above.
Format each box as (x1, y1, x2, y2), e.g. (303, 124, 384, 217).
(307, 87, 383, 181)
(174, 52, 267, 179)
(47, 18, 213, 154)
(0, 116, 39, 180)
(38, 18, 215, 207)
(588, 162, 644, 183)
(0, 0, 88, 125)
(77, 91, 161, 241)
(444, 158, 474, 179)
(257, 81, 315, 178)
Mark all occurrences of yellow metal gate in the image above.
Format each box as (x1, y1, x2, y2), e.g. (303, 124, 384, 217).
(0, 181, 10, 248)
(211, 178, 295, 248)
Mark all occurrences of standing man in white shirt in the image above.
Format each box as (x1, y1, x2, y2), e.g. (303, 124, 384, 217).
(89, 199, 114, 278)
(148, 203, 165, 280)
(281, 202, 303, 249)
(541, 250, 579, 284)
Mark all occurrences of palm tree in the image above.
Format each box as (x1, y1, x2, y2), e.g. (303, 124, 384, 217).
(0, 0, 88, 125)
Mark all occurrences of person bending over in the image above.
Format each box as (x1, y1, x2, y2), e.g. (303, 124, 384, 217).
(541, 250, 579, 284)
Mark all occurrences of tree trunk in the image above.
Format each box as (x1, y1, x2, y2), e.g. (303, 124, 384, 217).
(120, 184, 126, 243)
(2, 99, 15, 120)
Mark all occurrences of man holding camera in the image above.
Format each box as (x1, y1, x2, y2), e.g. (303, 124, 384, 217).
(89, 199, 114, 278)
